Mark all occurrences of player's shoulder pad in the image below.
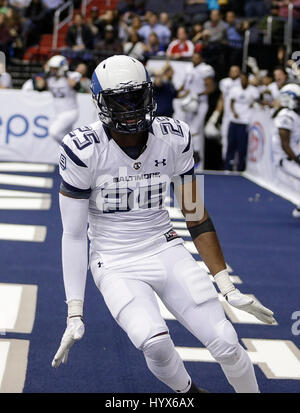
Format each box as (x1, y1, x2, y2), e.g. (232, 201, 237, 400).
(61, 123, 102, 167)
(275, 107, 295, 122)
(153, 116, 191, 153)
(200, 63, 215, 78)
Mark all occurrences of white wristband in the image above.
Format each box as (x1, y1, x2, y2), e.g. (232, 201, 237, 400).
(67, 300, 83, 319)
(214, 270, 235, 296)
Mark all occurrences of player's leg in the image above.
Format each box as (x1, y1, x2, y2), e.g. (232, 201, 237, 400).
(190, 101, 209, 166)
(155, 245, 259, 393)
(221, 116, 230, 161)
(49, 109, 78, 143)
(90, 259, 193, 393)
(225, 122, 238, 171)
(237, 123, 249, 172)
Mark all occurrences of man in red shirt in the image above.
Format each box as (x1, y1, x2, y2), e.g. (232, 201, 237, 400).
(166, 26, 194, 59)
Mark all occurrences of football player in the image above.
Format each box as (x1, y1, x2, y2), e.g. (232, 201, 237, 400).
(178, 49, 215, 168)
(205, 66, 241, 160)
(52, 55, 275, 393)
(272, 83, 300, 218)
(41, 55, 81, 143)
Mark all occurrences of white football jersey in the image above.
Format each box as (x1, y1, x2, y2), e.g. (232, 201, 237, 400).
(47, 72, 79, 113)
(273, 108, 300, 156)
(184, 62, 215, 103)
(228, 84, 260, 124)
(219, 77, 241, 117)
(59, 117, 194, 268)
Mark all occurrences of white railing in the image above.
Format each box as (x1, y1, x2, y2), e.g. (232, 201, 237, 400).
(242, 29, 251, 72)
(285, 2, 294, 61)
(52, 1, 74, 50)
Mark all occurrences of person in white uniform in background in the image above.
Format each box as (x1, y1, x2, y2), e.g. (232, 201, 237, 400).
(205, 65, 241, 161)
(179, 48, 215, 168)
(51, 55, 275, 394)
(272, 83, 300, 218)
(41, 55, 81, 144)
(225, 72, 260, 171)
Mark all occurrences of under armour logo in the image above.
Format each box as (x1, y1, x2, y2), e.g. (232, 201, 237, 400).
(133, 162, 142, 170)
(155, 159, 166, 167)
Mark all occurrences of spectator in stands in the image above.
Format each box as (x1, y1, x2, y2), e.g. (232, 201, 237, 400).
(0, 0, 9, 15)
(153, 64, 178, 117)
(142, 31, 165, 59)
(0, 12, 12, 57)
(41, 0, 63, 32)
(138, 11, 171, 49)
(257, 4, 285, 43)
(95, 24, 123, 55)
(119, 14, 142, 42)
(166, 26, 194, 59)
(74, 62, 91, 93)
(86, 6, 100, 36)
(8, 0, 31, 16)
(225, 72, 260, 171)
(191, 22, 205, 44)
(66, 13, 94, 51)
(159, 12, 172, 31)
(123, 31, 145, 61)
(5, 7, 23, 54)
(117, 0, 140, 16)
(203, 9, 227, 44)
(225, 10, 245, 66)
(95, 9, 120, 39)
(244, 0, 268, 17)
(0, 61, 12, 88)
(202, 9, 228, 72)
(273, 0, 300, 19)
(185, 0, 209, 24)
(23, 0, 48, 48)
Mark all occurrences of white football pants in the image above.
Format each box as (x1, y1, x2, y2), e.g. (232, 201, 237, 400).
(184, 101, 208, 159)
(91, 244, 259, 393)
(49, 108, 78, 143)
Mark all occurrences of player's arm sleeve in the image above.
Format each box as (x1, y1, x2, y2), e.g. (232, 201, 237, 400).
(58, 133, 93, 302)
(60, 193, 89, 303)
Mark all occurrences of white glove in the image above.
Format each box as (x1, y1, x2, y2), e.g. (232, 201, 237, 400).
(225, 289, 276, 324)
(205, 110, 221, 138)
(214, 270, 276, 325)
(52, 300, 84, 368)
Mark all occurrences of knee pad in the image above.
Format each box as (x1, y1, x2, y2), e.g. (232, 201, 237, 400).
(142, 333, 174, 364)
(142, 334, 191, 392)
(206, 319, 240, 364)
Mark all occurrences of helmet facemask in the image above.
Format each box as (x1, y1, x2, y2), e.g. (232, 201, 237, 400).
(92, 81, 156, 133)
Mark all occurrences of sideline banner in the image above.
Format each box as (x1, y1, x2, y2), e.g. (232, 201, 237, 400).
(0, 89, 97, 164)
(246, 108, 300, 205)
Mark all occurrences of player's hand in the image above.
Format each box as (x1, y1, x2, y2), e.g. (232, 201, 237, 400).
(52, 316, 84, 368)
(225, 289, 276, 324)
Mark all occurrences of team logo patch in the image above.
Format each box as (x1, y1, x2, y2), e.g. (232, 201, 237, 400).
(164, 229, 180, 242)
(155, 159, 167, 167)
(60, 154, 66, 170)
(133, 162, 142, 170)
